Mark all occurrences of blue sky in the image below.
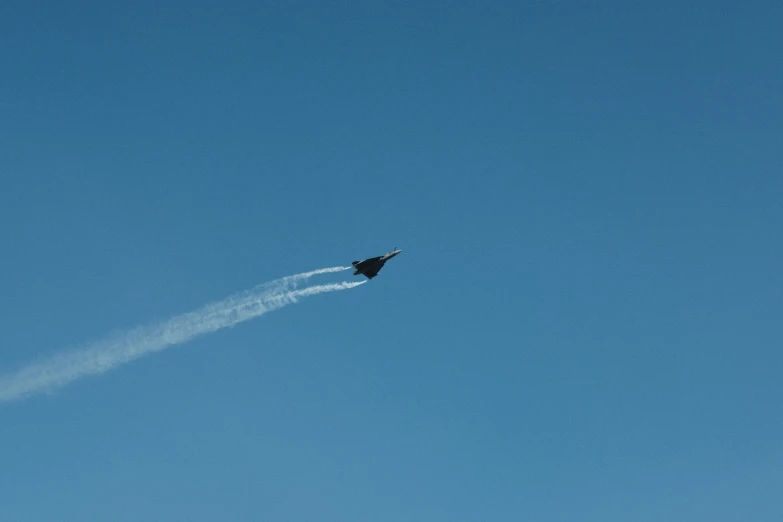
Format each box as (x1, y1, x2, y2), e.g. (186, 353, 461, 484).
(1, 0, 781, 520)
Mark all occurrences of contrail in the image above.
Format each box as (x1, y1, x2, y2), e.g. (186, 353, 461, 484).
(0, 269, 364, 402)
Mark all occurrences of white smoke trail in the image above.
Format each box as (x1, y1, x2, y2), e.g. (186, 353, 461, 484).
(235, 266, 352, 297)
(0, 271, 364, 402)
(191, 266, 352, 324)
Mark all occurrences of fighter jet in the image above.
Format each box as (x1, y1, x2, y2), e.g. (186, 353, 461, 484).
(352, 248, 402, 280)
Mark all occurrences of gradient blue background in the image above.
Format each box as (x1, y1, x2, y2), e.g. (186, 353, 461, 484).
(1, 1, 781, 520)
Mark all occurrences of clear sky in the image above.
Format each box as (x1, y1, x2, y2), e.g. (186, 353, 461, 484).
(1, 1, 781, 520)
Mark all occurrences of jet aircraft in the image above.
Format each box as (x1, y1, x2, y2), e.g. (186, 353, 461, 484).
(352, 248, 402, 279)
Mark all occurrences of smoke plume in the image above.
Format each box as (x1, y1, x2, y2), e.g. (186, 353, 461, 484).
(0, 268, 363, 402)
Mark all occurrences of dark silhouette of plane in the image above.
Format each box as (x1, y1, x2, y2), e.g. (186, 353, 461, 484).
(352, 248, 402, 280)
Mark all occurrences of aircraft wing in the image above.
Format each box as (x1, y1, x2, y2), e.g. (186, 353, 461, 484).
(363, 267, 380, 279)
